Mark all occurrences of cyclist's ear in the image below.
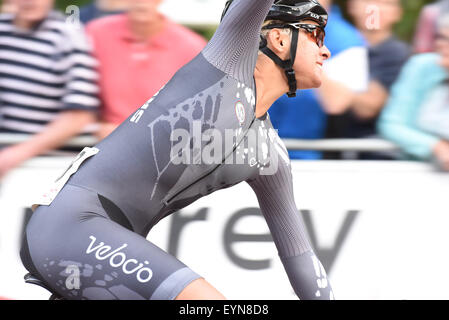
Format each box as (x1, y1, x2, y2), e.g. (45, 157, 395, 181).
(265, 29, 290, 56)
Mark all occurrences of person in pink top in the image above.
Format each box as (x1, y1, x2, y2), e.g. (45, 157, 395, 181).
(414, 0, 449, 53)
(86, 0, 207, 139)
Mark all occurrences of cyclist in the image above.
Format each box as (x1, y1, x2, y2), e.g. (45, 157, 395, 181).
(21, 0, 333, 300)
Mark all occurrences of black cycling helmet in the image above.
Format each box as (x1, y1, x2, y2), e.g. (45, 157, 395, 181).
(221, 0, 327, 29)
(266, 0, 328, 28)
(262, 0, 328, 97)
(221, 0, 234, 22)
(221, 0, 328, 98)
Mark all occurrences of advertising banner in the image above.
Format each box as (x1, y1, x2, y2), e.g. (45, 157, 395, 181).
(0, 158, 448, 300)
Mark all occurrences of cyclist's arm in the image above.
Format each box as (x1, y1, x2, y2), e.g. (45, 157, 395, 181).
(202, 0, 274, 86)
(247, 160, 334, 300)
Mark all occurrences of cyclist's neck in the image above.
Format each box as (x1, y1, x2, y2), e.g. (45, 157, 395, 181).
(254, 54, 289, 118)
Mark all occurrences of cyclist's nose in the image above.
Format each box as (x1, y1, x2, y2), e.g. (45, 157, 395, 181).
(321, 45, 331, 60)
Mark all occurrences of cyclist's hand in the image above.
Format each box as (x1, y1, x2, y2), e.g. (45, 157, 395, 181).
(433, 140, 449, 171)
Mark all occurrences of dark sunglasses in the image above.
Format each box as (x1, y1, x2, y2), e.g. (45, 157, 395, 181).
(289, 23, 326, 48)
(263, 23, 326, 48)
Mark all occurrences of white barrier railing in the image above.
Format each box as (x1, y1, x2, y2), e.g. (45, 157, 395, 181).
(283, 138, 399, 152)
(0, 134, 400, 152)
(0, 134, 97, 149)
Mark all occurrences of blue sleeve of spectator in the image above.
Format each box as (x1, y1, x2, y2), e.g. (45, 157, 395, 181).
(378, 54, 441, 160)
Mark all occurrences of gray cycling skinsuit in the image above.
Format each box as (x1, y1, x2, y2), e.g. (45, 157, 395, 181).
(21, 0, 334, 300)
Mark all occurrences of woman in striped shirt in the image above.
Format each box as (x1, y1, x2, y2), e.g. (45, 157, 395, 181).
(0, 0, 100, 180)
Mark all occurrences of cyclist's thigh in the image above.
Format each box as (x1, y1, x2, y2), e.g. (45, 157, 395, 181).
(22, 184, 201, 300)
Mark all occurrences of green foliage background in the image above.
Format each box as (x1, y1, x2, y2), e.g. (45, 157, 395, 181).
(0, 0, 440, 41)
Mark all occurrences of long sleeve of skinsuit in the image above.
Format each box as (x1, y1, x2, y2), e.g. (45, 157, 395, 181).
(203, 0, 334, 300)
(202, 0, 273, 87)
(248, 159, 334, 300)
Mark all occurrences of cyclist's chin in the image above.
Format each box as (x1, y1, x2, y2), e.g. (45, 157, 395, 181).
(298, 76, 322, 90)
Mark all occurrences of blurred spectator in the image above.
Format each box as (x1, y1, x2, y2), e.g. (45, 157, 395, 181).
(268, 0, 369, 159)
(324, 0, 410, 159)
(1, 0, 16, 13)
(87, 0, 206, 139)
(79, 0, 128, 25)
(378, 13, 449, 171)
(414, 0, 449, 53)
(0, 0, 99, 180)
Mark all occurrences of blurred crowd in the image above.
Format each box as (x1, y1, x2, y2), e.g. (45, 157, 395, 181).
(0, 0, 448, 180)
(0, 0, 206, 180)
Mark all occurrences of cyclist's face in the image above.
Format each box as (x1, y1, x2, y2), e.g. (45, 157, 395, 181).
(293, 20, 331, 89)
